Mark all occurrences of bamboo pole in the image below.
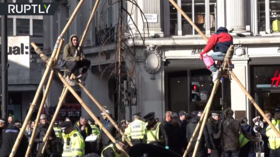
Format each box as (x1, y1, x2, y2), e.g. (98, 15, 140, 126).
(169, 0, 208, 42)
(40, 87, 68, 155)
(183, 101, 208, 156)
(191, 45, 233, 157)
(229, 71, 280, 138)
(25, 39, 65, 157)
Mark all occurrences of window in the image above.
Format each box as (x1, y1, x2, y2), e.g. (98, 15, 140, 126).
(258, 0, 280, 34)
(16, 19, 30, 35)
(8, 18, 13, 36)
(0, 18, 14, 36)
(108, 0, 113, 26)
(16, 0, 29, 2)
(170, 0, 216, 36)
(33, 19, 43, 36)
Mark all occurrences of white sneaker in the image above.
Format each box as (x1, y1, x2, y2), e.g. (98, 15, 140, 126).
(65, 77, 75, 86)
(211, 71, 220, 82)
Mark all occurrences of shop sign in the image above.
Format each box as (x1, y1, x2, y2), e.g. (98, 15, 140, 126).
(144, 14, 158, 23)
(191, 47, 203, 55)
(271, 70, 280, 87)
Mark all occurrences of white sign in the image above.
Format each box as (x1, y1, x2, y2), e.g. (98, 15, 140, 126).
(144, 14, 158, 23)
(0, 36, 31, 84)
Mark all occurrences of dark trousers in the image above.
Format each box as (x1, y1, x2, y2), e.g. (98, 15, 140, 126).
(270, 147, 280, 157)
(224, 149, 240, 157)
(65, 60, 91, 77)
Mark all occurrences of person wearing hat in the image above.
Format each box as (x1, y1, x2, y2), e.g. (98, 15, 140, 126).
(59, 121, 85, 157)
(186, 111, 211, 157)
(124, 112, 146, 145)
(266, 107, 280, 157)
(206, 112, 221, 157)
(34, 114, 57, 157)
(97, 110, 117, 152)
(178, 110, 188, 152)
(54, 121, 62, 138)
(143, 112, 169, 149)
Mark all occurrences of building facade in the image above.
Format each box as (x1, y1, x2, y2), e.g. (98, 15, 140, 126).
(43, 0, 280, 121)
(0, 0, 44, 120)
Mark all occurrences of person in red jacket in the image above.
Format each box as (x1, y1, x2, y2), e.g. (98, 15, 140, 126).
(200, 27, 233, 82)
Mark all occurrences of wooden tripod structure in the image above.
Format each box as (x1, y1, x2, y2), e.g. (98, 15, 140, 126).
(168, 0, 280, 157)
(10, 0, 130, 157)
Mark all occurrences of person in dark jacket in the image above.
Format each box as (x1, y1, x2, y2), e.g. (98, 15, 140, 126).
(0, 123, 28, 157)
(260, 112, 272, 157)
(240, 117, 256, 157)
(199, 27, 233, 82)
(74, 116, 92, 154)
(162, 111, 172, 126)
(178, 110, 188, 154)
(97, 110, 117, 151)
(34, 114, 57, 157)
(186, 113, 211, 157)
(63, 34, 91, 86)
(207, 113, 222, 157)
(214, 108, 259, 157)
(165, 113, 181, 154)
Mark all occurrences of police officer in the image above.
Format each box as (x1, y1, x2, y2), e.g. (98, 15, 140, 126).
(101, 143, 123, 157)
(125, 112, 146, 145)
(88, 119, 100, 138)
(59, 121, 85, 157)
(143, 112, 169, 149)
(266, 107, 280, 157)
(54, 121, 62, 138)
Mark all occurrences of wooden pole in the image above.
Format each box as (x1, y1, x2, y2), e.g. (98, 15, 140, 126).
(168, 0, 208, 42)
(183, 102, 207, 156)
(54, 71, 129, 157)
(229, 71, 280, 138)
(10, 1, 85, 156)
(25, 39, 65, 157)
(40, 87, 68, 155)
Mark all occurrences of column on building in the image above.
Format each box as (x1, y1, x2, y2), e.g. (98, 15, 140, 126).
(81, 68, 115, 118)
(127, 0, 164, 37)
(136, 61, 165, 120)
(216, 0, 225, 28)
(226, 0, 246, 33)
(230, 60, 250, 119)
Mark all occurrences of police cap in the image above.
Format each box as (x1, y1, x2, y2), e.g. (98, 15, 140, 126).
(133, 112, 141, 116)
(143, 112, 155, 121)
(59, 121, 72, 130)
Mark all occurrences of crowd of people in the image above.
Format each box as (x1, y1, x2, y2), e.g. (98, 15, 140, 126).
(0, 107, 279, 157)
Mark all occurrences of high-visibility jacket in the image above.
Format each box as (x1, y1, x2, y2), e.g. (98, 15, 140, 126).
(146, 122, 163, 144)
(266, 118, 280, 150)
(122, 127, 130, 142)
(239, 132, 249, 148)
(101, 144, 121, 157)
(76, 122, 90, 136)
(53, 127, 62, 138)
(90, 124, 100, 138)
(62, 129, 85, 157)
(126, 119, 146, 140)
